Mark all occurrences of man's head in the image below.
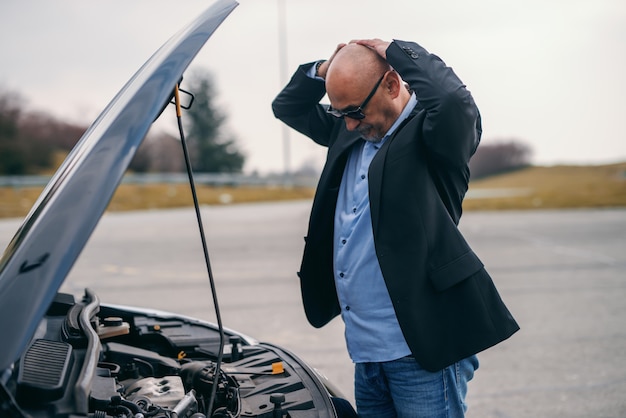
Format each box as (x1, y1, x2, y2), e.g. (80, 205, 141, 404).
(326, 43, 410, 142)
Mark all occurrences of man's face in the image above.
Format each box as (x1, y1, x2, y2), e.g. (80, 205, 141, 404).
(327, 72, 394, 142)
(346, 107, 392, 143)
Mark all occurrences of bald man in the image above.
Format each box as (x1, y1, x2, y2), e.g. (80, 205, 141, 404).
(272, 39, 519, 418)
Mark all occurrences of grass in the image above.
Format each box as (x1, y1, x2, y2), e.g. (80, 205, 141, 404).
(105, 184, 316, 211)
(464, 162, 626, 211)
(0, 183, 316, 220)
(1, 162, 625, 219)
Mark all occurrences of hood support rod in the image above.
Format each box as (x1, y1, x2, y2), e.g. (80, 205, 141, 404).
(174, 84, 225, 417)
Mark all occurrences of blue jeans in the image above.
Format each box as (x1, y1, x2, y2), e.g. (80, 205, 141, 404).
(354, 355, 479, 418)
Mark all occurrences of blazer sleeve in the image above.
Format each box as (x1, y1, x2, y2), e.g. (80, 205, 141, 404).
(386, 40, 482, 167)
(271, 63, 338, 147)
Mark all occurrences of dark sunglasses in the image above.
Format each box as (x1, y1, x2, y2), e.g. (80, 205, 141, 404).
(327, 72, 386, 120)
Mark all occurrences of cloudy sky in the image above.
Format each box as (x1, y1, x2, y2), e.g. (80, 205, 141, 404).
(1, 0, 624, 174)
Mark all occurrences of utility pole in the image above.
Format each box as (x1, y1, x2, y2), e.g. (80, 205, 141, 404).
(277, 0, 292, 187)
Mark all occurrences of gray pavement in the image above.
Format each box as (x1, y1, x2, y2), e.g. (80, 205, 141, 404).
(1, 202, 625, 417)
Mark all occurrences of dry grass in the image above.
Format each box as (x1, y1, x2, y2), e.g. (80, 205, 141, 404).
(1, 162, 625, 219)
(464, 162, 626, 211)
(0, 183, 316, 219)
(0, 188, 44, 219)
(106, 184, 315, 211)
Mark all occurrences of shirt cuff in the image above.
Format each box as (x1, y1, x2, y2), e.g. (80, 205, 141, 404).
(307, 60, 325, 80)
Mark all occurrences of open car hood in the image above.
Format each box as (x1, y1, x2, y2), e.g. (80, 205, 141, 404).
(0, 0, 238, 373)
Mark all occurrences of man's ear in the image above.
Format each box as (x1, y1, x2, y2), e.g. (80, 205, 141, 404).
(386, 72, 402, 99)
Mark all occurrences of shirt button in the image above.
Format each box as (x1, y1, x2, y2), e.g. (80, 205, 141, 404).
(352, 207, 357, 213)
(360, 174, 366, 180)
(345, 306, 350, 311)
(339, 272, 345, 278)
(341, 239, 346, 244)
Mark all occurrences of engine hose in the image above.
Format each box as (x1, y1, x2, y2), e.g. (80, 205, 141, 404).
(119, 398, 142, 414)
(110, 404, 133, 417)
(109, 395, 144, 417)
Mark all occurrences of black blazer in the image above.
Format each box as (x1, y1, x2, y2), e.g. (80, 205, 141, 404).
(272, 40, 519, 372)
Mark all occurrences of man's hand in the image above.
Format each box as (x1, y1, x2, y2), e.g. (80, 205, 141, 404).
(316, 43, 346, 79)
(352, 38, 391, 60)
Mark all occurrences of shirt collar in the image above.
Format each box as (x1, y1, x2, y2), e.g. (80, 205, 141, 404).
(361, 92, 418, 150)
(386, 92, 417, 137)
(380, 92, 418, 144)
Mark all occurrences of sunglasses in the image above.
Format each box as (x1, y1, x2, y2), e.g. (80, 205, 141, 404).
(327, 72, 386, 120)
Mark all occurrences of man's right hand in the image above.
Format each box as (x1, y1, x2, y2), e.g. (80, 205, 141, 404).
(316, 43, 346, 79)
(353, 38, 391, 60)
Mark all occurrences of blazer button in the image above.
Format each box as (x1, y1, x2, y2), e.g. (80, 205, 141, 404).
(401, 46, 419, 59)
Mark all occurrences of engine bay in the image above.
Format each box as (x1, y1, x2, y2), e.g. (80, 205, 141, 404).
(0, 289, 343, 417)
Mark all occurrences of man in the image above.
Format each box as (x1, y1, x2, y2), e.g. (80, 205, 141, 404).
(272, 39, 519, 417)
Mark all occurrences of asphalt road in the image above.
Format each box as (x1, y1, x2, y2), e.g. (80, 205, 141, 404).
(1, 202, 625, 417)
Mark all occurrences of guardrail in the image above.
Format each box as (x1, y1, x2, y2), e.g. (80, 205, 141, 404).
(0, 175, 532, 199)
(0, 173, 319, 188)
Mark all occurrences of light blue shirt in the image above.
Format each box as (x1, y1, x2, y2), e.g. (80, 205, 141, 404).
(333, 92, 418, 363)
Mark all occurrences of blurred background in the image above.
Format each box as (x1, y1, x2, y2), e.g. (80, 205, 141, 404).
(1, 2, 625, 416)
(1, 0, 625, 217)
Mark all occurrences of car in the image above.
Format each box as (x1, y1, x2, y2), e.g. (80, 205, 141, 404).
(0, 1, 356, 417)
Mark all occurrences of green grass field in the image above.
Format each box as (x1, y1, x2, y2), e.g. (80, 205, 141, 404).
(1, 162, 625, 219)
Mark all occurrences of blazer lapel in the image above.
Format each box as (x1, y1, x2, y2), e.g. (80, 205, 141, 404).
(329, 130, 362, 162)
(368, 110, 420, 233)
(368, 140, 388, 235)
(320, 130, 362, 190)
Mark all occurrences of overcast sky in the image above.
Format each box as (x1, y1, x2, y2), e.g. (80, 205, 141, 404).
(1, 0, 624, 174)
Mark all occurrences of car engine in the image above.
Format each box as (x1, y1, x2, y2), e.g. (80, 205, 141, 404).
(0, 289, 349, 418)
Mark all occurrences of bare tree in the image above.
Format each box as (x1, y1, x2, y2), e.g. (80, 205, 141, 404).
(470, 139, 533, 179)
(129, 132, 185, 173)
(1, 73, 246, 176)
(18, 111, 85, 151)
(0, 89, 27, 174)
